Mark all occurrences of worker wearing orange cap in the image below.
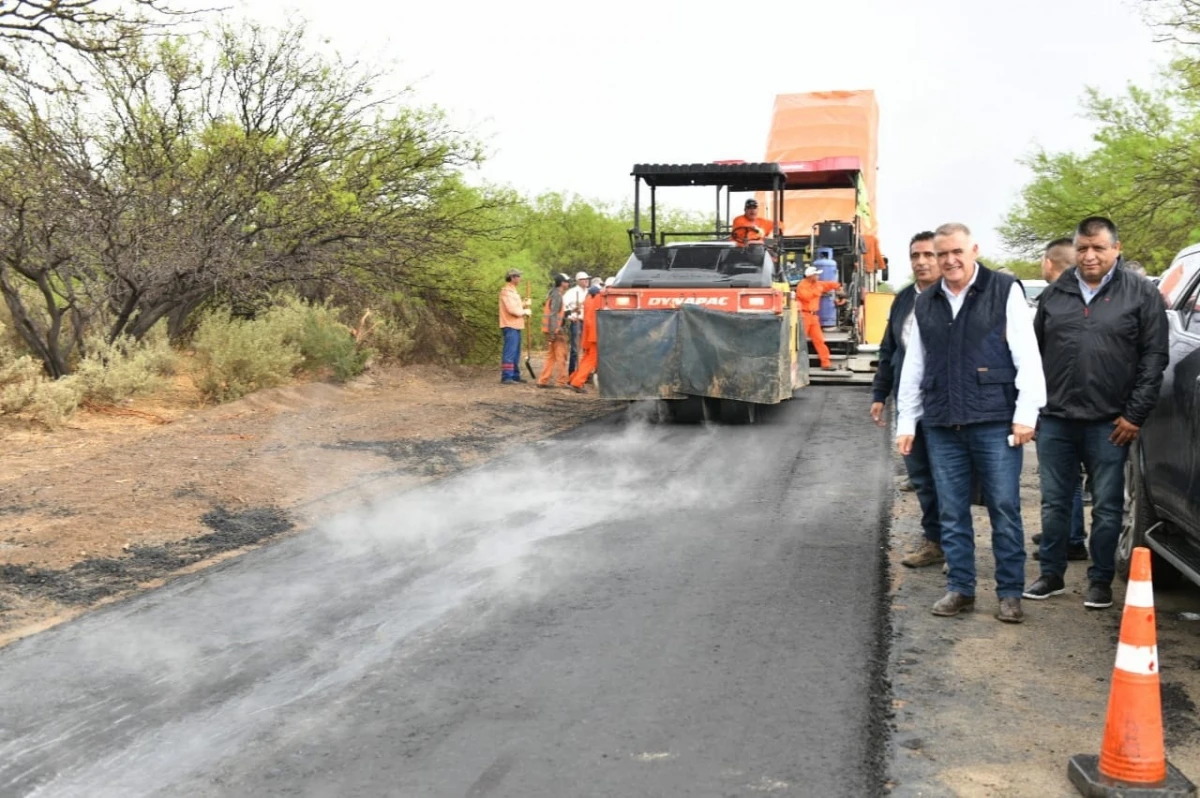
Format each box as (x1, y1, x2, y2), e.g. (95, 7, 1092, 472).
(796, 265, 842, 370)
(568, 284, 603, 393)
(730, 198, 774, 246)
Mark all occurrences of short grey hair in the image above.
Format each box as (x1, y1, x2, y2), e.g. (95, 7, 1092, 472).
(934, 222, 972, 238)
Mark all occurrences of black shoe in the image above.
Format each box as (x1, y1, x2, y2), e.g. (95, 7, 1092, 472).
(1022, 574, 1066, 600)
(1084, 582, 1113, 609)
(1032, 533, 1041, 545)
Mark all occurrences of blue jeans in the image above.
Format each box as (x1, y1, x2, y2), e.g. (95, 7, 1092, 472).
(1036, 417, 1128, 584)
(903, 421, 940, 544)
(1070, 482, 1085, 547)
(501, 327, 522, 382)
(924, 421, 1026, 599)
(568, 320, 582, 374)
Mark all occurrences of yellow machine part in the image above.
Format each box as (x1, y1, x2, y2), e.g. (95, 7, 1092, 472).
(863, 291, 894, 346)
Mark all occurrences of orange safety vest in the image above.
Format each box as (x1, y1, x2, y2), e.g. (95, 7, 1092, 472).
(730, 214, 774, 246)
(542, 290, 565, 335)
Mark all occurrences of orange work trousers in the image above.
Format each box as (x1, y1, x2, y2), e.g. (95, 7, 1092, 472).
(803, 312, 831, 368)
(569, 346, 597, 388)
(538, 335, 570, 386)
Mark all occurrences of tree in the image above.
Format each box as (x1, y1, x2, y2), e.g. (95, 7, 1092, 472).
(0, 21, 502, 375)
(0, 1, 187, 86)
(1000, 76, 1200, 272)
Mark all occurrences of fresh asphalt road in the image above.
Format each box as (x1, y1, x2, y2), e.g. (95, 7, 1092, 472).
(0, 386, 893, 798)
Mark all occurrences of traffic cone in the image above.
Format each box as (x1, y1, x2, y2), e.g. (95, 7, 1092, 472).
(1068, 547, 1196, 797)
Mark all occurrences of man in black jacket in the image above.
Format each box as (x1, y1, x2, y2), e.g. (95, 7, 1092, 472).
(1023, 217, 1169, 609)
(872, 231, 943, 567)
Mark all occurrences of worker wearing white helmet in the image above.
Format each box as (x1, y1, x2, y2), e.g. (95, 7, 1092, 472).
(563, 270, 591, 373)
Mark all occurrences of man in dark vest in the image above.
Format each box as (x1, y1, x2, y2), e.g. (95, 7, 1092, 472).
(896, 222, 1047, 624)
(1023, 217, 1168, 610)
(872, 230, 943, 568)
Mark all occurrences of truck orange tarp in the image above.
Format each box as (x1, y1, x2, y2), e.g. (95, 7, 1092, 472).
(760, 90, 880, 270)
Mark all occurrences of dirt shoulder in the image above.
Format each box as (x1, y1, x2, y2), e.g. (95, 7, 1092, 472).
(0, 363, 621, 647)
(886, 449, 1200, 797)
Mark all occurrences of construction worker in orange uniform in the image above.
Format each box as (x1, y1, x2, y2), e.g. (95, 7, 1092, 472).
(568, 284, 603, 393)
(729, 198, 774, 246)
(538, 273, 571, 388)
(796, 265, 842, 371)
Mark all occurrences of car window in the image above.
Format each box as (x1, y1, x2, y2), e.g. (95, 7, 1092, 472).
(1159, 253, 1200, 308)
(1183, 271, 1200, 333)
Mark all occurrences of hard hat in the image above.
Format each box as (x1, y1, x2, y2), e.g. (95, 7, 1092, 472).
(504, 268, 522, 280)
(744, 198, 758, 209)
(575, 271, 589, 280)
(804, 266, 820, 277)
(554, 273, 570, 286)
(604, 276, 616, 287)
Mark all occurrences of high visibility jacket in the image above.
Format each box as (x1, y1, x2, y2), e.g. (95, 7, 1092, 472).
(796, 278, 840, 314)
(542, 288, 565, 335)
(730, 214, 774, 245)
(581, 292, 600, 347)
(499, 284, 525, 330)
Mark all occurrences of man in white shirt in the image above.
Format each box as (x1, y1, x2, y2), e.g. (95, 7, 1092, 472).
(563, 271, 590, 374)
(896, 222, 1047, 624)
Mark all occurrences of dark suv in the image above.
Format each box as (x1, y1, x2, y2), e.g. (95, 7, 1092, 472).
(1119, 245, 1200, 587)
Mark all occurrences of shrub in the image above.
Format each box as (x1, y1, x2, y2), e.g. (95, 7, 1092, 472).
(262, 296, 369, 382)
(191, 308, 304, 402)
(73, 329, 178, 404)
(0, 325, 83, 426)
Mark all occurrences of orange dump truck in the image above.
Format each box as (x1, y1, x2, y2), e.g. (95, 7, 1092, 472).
(760, 90, 890, 383)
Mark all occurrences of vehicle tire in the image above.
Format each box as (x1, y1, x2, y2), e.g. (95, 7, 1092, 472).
(669, 395, 713, 424)
(719, 399, 758, 425)
(1118, 443, 1185, 588)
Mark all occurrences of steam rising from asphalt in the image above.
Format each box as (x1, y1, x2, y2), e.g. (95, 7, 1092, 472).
(2, 412, 749, 797)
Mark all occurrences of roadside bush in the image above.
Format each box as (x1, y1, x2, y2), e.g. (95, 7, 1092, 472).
(263, 296, 370, 382)
(0, 324, 83, 426)
(74, 329, 178, 404)
(191, 309, 304, 402)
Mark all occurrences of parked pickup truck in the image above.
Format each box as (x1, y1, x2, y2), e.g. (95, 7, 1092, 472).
(1119, 245, 1200, 587)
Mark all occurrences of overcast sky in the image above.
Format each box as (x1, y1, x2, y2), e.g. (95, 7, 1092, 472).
(235, 0, 1168, 279)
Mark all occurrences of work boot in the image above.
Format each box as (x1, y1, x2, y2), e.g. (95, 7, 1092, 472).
(995, 597, 1024, 624)
(931, 592, 975, 617)
(570, 385, 587, 394)
(1031, 533, 1041, 545)
(1022, 574, 1066, 600)
(901, 539, 945, 568)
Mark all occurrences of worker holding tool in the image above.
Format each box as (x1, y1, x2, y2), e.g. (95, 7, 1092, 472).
(569, 283, 603, 393)
(498, 268, 531, 384)
(538, 274, 571, 388)
(795, 266, 842, 370)
(729, 198, 774, 246)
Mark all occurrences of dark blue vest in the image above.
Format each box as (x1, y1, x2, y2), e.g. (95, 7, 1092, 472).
(914, 265, 1017, 427)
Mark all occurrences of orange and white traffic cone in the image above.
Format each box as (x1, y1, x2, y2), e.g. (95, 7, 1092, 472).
(1068, 546, 1196, 797)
